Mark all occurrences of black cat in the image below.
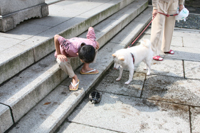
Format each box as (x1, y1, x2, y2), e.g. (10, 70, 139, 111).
(89, 91, 101, 104)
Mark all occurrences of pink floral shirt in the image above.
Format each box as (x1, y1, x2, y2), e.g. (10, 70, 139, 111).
(55, 27, 97, 57)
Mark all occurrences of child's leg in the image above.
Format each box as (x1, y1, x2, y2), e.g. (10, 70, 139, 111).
(56, 58, 75, 78)
(56, 58, 79, 89)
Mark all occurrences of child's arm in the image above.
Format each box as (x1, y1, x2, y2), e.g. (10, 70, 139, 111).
(54, 35, 68, 62)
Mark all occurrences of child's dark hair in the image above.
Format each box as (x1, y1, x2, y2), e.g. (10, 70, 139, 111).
(78, 43, 96, 63)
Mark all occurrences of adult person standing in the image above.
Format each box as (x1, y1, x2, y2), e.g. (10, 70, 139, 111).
(151, 0, 185, 61)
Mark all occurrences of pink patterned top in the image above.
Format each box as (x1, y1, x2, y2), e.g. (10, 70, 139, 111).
(55, 27, 97, 57)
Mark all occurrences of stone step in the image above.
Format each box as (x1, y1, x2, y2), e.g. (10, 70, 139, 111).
(0, 0, 148, 132)
(7, 7, 152, 133)
(0, 0, 135, 85)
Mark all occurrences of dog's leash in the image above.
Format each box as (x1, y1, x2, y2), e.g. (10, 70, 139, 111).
(127, 15, 156, 64)
(128, 15, 156, 48)
(128, 12, 178, 48)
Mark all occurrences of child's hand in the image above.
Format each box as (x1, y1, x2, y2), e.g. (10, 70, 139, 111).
(57, 54, 68, 62)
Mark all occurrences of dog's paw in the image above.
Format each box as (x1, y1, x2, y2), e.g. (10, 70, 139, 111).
(116, 78, 121, 81)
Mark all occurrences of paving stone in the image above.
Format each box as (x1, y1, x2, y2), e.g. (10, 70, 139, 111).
(96, 70, 145, 97)
(57, 122, 117, 133)
(68, 93, 190, 133)
(171, 36, 183, 47)
(136, 59, 184, 78)
(142, 75, 200, 106)
(184, 61, 200, 79)
(183, 35, 200, 48)
(173, 28, 200, 49)
(190, 106, 200, 133)
(165, 46, 200, 62)
(0, 36, 22, 52)
(173, 28, 200, 37)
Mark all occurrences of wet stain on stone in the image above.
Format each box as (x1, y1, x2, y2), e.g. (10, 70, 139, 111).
(154, 101, 188, 112)
(144, 75, 200, 106)
(39, 113, 48, 119)
(52, 102, 58, 106)
(39, 63, 48, 68)
(61, 91, 67, 95)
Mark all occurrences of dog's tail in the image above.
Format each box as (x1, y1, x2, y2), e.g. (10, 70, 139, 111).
(140, 39, 151, 48)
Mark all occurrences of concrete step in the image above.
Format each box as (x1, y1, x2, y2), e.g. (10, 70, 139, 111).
(0, 0, 135, 85)
(7, 7, 152, 133)
(0, 0, 148, 132)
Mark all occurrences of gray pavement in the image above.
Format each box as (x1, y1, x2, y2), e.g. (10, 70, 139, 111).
(56, 27, 200, 133)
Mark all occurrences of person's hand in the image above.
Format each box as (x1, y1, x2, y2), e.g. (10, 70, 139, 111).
(152, 9, 158, 18)
(179, 5, 184, 11)
(57, 54, 68, 62)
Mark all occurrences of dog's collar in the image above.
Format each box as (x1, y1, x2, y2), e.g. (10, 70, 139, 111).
(131, 53, 135, 64)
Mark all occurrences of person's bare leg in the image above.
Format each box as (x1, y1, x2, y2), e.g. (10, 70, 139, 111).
(69, 74, 79, 89)
(81, 63, 98, 73)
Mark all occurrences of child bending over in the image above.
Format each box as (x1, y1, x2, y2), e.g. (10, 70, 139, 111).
(54, 27, 99, 91)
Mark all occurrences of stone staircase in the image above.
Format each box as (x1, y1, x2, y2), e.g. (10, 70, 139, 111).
(0, 0, 152, 132)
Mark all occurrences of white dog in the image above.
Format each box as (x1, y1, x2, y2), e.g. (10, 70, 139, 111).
(112, 39, 153, 84)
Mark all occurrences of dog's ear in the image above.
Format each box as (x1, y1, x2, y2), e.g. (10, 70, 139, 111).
(119, 57, 124, 61)
(112, 54, 116, 57)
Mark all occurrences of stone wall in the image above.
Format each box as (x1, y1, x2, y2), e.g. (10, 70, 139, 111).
(0, 0, 49, 32)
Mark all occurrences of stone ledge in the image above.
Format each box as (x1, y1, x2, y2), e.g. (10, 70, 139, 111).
(0, 3, 49, 32)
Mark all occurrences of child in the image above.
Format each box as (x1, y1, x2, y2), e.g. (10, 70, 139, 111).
(54, 27, 99, 91)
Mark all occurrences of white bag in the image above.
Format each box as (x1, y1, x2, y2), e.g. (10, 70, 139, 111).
(175, 5, 189, 22)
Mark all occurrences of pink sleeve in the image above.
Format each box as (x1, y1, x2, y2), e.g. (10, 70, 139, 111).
(86, 27, 96, 40)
